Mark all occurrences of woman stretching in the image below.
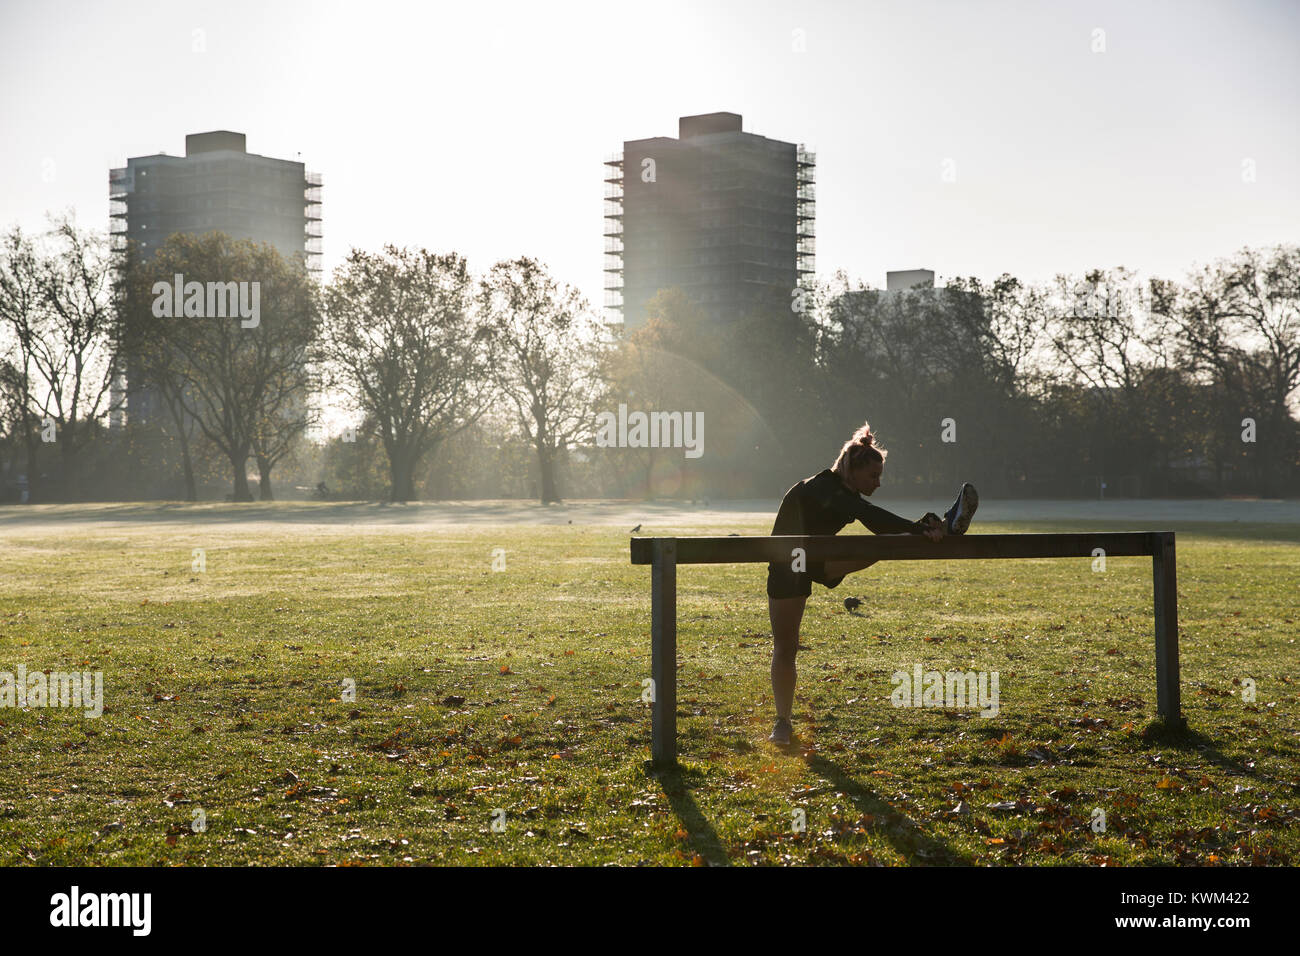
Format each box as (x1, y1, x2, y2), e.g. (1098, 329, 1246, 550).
(766, 422, 979, 745)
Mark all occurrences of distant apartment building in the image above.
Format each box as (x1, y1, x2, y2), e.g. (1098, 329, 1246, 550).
(886, 268, 935, 292)
(109, 130, 321, 272)
(108, 131, 321, 428)
(837, 268, 953, 327)
(604, 112, 814, 329)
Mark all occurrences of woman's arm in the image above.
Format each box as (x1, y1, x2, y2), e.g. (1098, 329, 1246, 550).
(829, 483, 924, 534)
(855, 498, 926, 534)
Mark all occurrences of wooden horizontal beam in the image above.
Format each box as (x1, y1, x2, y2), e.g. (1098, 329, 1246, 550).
(639, 530, 1182, 766)
(630, 532, 1163, 565)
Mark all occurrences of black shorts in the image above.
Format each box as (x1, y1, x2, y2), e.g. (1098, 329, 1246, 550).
(766, 560, 846, 600)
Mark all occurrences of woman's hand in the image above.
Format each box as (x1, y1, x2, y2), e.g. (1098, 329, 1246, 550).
(918, 512, 946, 542)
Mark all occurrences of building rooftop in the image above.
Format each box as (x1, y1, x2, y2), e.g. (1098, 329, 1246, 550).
(679, 112, 743, 138)
(185, 130, 247, 155)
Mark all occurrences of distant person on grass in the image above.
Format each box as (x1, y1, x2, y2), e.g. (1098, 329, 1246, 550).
(766, 422, 979, 746)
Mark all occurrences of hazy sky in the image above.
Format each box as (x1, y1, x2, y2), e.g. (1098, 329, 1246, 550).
(2, 0, 1296, 311)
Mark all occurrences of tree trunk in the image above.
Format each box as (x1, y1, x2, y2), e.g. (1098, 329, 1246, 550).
(179, 431, 196, 502)
(1254, 435, 1267, 498)
(23, 428, 39, 504)
(230, 450, 254, 502)
(389, 447, 416, 502)
(394, 470, 416, 502)
(418, 438, 442, 500)
(60, 424, 77, 500)
(166, 395, 197, 501)
(537, 443, 559, 504)
(257, 454, 274, 501)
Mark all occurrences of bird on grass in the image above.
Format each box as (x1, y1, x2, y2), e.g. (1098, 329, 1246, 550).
(844, 596, 862, 613)
(631, 523, 642, 533)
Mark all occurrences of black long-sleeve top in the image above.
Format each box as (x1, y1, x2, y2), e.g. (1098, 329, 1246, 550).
(771, 469, 924, 537)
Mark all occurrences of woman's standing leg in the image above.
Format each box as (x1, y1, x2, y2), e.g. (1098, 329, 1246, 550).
(769, 595, 807, 721)
(769, 561, 873, 731)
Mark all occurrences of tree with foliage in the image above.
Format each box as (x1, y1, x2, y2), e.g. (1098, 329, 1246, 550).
(322, 247, 492, 502)
(115, 241, 200, 499)
(118, 232, 318, 501)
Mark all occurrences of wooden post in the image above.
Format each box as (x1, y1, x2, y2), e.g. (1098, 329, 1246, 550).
(1152, 531, 1184, 727)
(651, 538, 677, 767)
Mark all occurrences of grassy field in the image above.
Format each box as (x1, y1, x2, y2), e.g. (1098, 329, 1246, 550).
(0, 504, 1297, 866)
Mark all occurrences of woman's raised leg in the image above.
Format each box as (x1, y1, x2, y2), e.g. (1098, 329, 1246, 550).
(822, 558, 878, 579)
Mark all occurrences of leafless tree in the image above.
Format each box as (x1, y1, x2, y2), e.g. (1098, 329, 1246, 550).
(0, 218, 120, 500)
(479, 258, 608, 504)
(1150, 244, 1300, 493)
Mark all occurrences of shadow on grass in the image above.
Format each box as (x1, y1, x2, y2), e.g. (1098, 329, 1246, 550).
(646, 746, 975, 866)
(1142, 717, 1289, 788)
(646, 764, 731, 866)
(802, 753, 974, 865)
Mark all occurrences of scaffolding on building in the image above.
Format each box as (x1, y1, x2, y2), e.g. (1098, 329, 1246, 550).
(796, 147, 816, 280)
(304, 171, 323, 274)
(602, 152, 624, 322)
(108, 167, 131, 253)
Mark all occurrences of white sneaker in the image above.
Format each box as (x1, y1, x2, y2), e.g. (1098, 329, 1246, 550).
(944, 483, 979, 535)
(769, 717, 793, 745)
